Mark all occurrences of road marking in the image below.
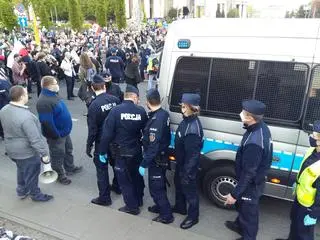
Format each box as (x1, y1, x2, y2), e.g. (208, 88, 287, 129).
(72, 118, 79, 122)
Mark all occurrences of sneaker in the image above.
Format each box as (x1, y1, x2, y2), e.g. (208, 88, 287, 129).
(31, 194, 53, 202)
(58, 177, 72, 185)
(66, 166, 83, 176)
(17, 191, 30, 200)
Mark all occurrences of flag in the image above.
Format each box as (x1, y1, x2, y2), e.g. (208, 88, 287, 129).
(31, 8, 40, 45)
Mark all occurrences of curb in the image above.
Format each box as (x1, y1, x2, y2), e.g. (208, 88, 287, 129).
(0, 210, 78, 240)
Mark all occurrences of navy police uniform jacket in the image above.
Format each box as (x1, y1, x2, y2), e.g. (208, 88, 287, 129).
(87, 92, 120, 148)
(141, 108, 171, 168)
(174, 115, 203, 183)
(37, 88, 73, 139)
(231, 121, 273, 202)
(105, 56, 124, 78)
(99, 100, 147, 155)
(0, 79, 11, 109)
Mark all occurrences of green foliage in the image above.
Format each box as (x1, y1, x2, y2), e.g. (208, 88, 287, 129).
(227, 8, 239, 18)
(67, 0, 83, 30)
(141, 4, 147, 23)
(114, 0, 126, 29)
(96, 0, 107, 26)
(296, 5, 306, 18)
(167, 8, 177, 20)
(0, 0, 18, 30)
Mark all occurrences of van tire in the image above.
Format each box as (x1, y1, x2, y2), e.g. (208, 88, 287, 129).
(203, 166, 238, 209)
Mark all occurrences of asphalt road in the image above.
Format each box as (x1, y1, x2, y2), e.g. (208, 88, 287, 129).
(0, 80, 319, 240)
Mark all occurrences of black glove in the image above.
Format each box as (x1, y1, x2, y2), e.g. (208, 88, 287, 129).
(86, 145, 93, 158)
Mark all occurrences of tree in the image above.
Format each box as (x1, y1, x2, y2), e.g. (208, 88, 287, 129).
(0, 0, 18, 30)
(167, 8, 177, 20)
(216, 5, 221, 18)
(296, 5, 306, 18)
(96, 0, 107, 26)
(114, 0, 126, 29)
(67, 0, 83, 30)
(221, 9, 225, 18)
(227, 8, 239, 18)
(285, 11, 290, 18)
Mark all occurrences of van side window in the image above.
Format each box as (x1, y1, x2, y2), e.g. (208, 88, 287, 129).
(170, 57, 309, 126)
(304, 65, 320, 131)
(256, 62, 308, 122)
(208, 59, 256, 114)
(170, 57, 211, 111)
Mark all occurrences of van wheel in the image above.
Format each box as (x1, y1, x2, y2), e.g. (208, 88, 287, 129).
(203, 166, 237, 209)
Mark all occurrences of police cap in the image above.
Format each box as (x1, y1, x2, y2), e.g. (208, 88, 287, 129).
(242, 100, 266, 115)
(125, 84, 139, 96)
(181, 93, 200, 106)
(146, 89, 160, 102)
(102, 72, 112, 82)
(92, 74, 105, 84)
(111, 47, 117, 53)
(313, 120, 320, 133)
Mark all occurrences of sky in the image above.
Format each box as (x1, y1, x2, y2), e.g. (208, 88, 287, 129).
(250, 0, 311, 10)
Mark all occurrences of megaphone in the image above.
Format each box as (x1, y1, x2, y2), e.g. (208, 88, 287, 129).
(39, 162, 58, 184)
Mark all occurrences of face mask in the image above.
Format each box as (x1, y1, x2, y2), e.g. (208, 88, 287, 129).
(239, 112, 246, 122)
(52, 85, 59, 93)
(309, 136, 318, 147)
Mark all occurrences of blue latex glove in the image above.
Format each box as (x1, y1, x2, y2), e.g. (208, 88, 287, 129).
(139, 166, 145, 176)
(99, 154, 108, 164)
(304, 214, 317, 226)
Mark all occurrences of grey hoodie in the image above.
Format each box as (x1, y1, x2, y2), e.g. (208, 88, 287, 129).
(0, 103, 49, 159)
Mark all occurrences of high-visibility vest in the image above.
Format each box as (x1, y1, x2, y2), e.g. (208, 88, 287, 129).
(296, 147, 320, 207)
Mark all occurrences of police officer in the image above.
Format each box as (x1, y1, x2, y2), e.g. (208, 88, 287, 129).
(86, 74, 121, 206)
(138, 89, 174, 224)
(99, 85, 147, 215)
(105, 48, 124, 84)
(102, 72, 124, 102)
(275, 121, 320, 240)
(172, 93, 203, 229)
(225, 100, 272, 240)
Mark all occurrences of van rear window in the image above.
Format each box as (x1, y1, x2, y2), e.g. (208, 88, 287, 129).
(169, 57, 309, 125)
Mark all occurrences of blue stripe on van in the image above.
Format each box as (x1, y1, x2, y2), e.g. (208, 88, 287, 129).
(169, 132, 303, 173)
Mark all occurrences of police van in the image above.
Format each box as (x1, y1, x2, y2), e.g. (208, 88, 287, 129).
(158, 18, 320, 208)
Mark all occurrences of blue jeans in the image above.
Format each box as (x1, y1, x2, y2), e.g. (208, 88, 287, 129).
(13, 156, 41, 198)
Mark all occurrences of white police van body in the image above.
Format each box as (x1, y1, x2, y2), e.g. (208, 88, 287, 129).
(158, 18, 320, 208)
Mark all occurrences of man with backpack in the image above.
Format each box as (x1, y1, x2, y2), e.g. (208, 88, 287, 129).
(147, 56, 159, 90)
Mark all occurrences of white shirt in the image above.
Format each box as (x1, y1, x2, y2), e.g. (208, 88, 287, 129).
(60, 58, 75, 77)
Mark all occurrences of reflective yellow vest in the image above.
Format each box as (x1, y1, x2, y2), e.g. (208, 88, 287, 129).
(296, 147, 320, 207)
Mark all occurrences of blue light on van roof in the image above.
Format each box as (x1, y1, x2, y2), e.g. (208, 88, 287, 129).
(177, 39, 191, 49)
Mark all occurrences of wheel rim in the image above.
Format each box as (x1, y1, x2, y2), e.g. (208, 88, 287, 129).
(211, 176, 237, 204)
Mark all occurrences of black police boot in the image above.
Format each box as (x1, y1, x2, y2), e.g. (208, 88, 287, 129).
(225, 221, 242, 235)
(118, 206, 140, 215)
(152, 215, 174, 224)
(110, 185, 121, 195)
(148, 205, 160, 214)
(180, 217, 199, 229)
(172, 206, 187, 215)
(91, 197, 112, 206)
